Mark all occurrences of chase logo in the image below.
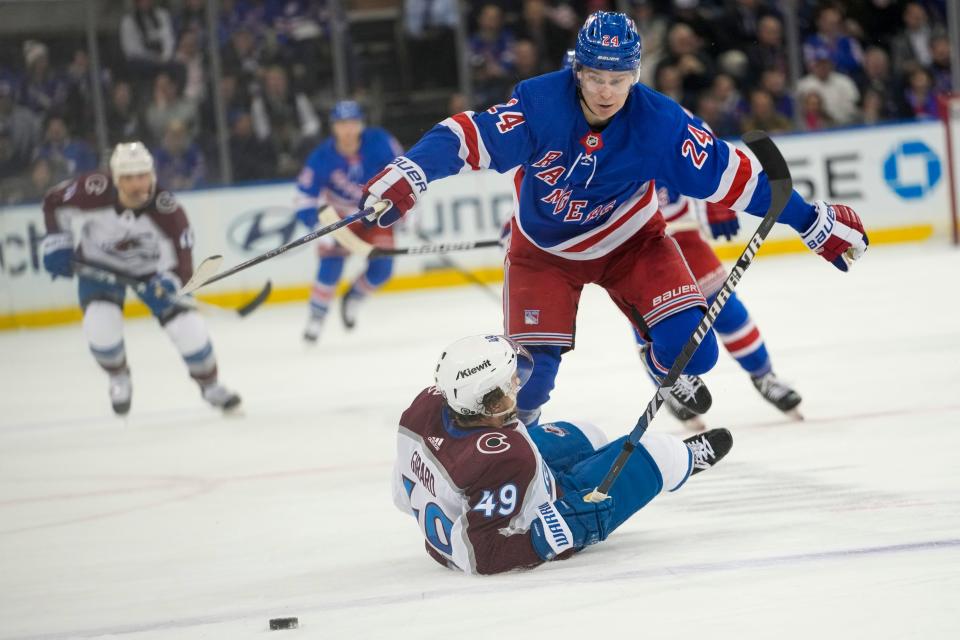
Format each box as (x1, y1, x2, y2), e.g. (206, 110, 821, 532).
(883, 140, 941, 200)
(227, 207, 299, 253)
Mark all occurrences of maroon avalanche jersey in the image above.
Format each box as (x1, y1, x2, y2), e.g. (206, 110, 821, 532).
(43, 171, 194, 282)
(392, 387, 559, 574)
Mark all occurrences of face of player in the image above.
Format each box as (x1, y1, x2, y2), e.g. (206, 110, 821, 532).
(577, 67, 636, 126)
(332, 119, 363, 156)
(116, 172, 155, 209)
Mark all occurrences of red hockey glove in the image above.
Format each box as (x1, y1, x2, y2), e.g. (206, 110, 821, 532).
(801, 201, 869, 272)
(705, 202, 740, 241)
(361, 156, 428, 228)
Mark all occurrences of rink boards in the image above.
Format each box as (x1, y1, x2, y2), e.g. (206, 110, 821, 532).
(0, 119, 953, 329)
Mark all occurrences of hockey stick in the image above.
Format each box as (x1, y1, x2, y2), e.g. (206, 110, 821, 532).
(73, 259, 272, 318)
(179, 201, 388, 295)
(318, 205, 502, 257)
(411, 229, 501, 303)
(584, 130, 793, 503)
(319, 205, 501, 301)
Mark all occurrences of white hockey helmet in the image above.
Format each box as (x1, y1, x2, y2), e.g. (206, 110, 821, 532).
(434, 335, 534, 417)
(109, 141, 155, 183)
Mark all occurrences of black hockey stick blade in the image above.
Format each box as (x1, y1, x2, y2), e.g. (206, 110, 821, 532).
(584, 130, 792, 503)
(370, 239, 503, 257)
(235, 280, 272, 317)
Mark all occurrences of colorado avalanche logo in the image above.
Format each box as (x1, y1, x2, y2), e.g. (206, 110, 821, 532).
(476, 432, 510, 455)
(85, 174, 108, 195)
(155, 191, 178, 214)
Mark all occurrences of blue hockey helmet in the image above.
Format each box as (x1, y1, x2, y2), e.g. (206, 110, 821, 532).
(330, 100, 364, 122)
(561, 48, 575, 70)
(575, 11, 642, 73)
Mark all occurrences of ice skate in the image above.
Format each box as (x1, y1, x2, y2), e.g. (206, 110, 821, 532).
(202, 383, 242, 413)
(109, 368, 132, 416)
(639, 344, 712, 419)
(340, 288, 362, 330)
(684, 428, 733, 475)
(751, 372, 803, 420)
(303, 313, 325, 343)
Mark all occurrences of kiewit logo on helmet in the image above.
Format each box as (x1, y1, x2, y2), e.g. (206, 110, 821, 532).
(456, 359, 492, 380)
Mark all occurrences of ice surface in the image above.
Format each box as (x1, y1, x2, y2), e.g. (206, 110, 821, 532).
(2, 243, 959, 639)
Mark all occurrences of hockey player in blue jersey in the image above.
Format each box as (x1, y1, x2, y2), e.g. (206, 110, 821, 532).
(360, 11, 868, 427)
(294, 100, 404, 342)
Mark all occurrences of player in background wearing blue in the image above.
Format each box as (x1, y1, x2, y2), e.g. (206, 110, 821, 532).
(362, 12, 867, 428)
(294, 100, 403, 342)
(393, 334, 733, 574)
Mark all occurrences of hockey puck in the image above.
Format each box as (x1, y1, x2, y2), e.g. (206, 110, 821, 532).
(269, 617, 298, 630)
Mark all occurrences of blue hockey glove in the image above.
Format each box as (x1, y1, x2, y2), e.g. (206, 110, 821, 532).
(705, 202, 740, 241)
(139, 271, 181, 316)
(41, 232, 75, 279)
(296, 206, 318, 229)
(529, 488, 615, 560)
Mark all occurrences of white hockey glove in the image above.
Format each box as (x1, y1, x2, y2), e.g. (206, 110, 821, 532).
(360, 156, 428, 228)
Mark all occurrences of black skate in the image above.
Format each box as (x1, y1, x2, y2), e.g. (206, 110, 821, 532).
(202, 383, 242, 413)
(109, 368, 132, 416)
(751, 372, 803, 420)
(684, 428, 733, 475)
(340, 289, 361, 330)
(639, 344, 712, 421)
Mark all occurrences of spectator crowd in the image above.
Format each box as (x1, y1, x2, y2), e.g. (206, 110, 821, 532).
(0, 0, 954, 205)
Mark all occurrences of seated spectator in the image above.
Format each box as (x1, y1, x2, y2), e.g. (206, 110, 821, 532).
(221, 25, 263, 97)
(654, 64, 686, 105)
(695, 92, 739, 139)
(35, 115, 97, 178)
(0, 156, 58, 205)
(175, 30, 206, 104)
(802, 4, 863, 79)
(251, 65, 320, 177)
(266, 0, 328, 92)
(515, 0, 578, 72)
(740, 88, 793, 135)
(403, 0, 460, 90)
(469, 3, 516, 106)
(631, 0, 670, 87)
(859, 88, 886, 125)
(0, 79, 41, 178)
(657, 22, 715, 108)
(714, 0, 777, 55)
(890, 2, 946, 78)
(758, 68, 795, 120)
(796, 46, 860, 125)
(746, 14, 788, 79)
(106, 81, 146, 145)
(119, 0, 182, 84)
(798, 90, 835, 131)
(63, 49, 99, 135)
(902, 67, 938, 119)
(709, 73, 747, 129)
(144, 72, 198, 146)
(154, 119, 206, 190)
(929, 34, 953, 96)
(19, 40, 70, 119)
(858, 47, 906, 122)
(229, 111, 277, 182)
(509, 39, 544, 86)
(174, 0, 207, 44)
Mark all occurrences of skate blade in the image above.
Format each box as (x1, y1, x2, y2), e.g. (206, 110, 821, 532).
(784, 408, 804, 421)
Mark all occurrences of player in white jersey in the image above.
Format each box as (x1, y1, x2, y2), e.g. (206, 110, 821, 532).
(40, 142, 240, 415)
(392, 334, 732, 574)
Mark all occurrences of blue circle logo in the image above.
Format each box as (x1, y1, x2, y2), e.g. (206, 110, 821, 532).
(883, 140, 941, 199)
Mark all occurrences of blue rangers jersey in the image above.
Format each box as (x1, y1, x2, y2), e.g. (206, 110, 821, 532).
(401, 70, 811, 260)
(295, 127, 403, 218)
